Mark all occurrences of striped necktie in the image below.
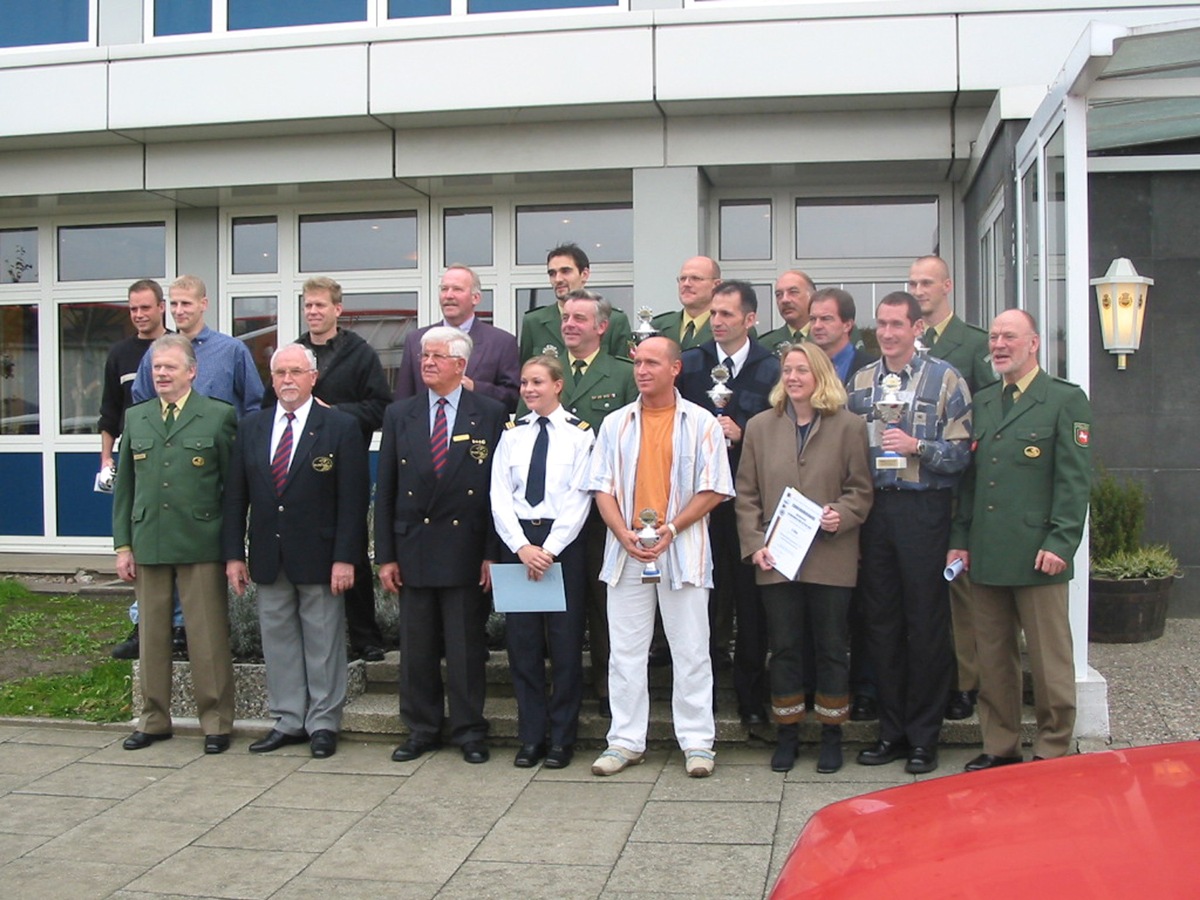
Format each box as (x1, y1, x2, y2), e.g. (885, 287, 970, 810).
(271, 412, 295, 495)
(431, 398, 449, 477)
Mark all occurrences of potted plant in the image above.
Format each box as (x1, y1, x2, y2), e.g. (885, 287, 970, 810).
(1088, 467, 1180, 643)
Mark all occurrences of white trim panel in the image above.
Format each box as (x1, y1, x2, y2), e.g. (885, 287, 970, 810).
(0, 145, 144, 196)
(108, 45, 370, 129)
(0, 62, 108, 136)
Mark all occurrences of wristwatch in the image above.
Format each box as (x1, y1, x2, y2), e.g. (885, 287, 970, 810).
(915, 439, 928, 457)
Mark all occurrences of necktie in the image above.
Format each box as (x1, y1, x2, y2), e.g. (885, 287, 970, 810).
(1002, 383, 1018, 416)
(272, 412, 295, 495)
(923, 327, 937, 349)
(431, 398, 449, 478)
(525, 416, 550, 507)
(722, 356, 734, 379)
(573, 359, 587, 384)
(164, 402, 177, 427)
(682, 320, 696, 345)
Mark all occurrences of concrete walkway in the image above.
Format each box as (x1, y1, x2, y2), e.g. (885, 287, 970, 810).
(1, 620, 1197, 899)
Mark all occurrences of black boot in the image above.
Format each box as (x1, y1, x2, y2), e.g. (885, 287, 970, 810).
(111, 625, 139, 660)
(816, 724, 843, 774)
(771, 723, 800, 773)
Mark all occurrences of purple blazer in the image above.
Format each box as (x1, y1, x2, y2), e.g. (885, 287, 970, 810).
(393, 319, 521, 412)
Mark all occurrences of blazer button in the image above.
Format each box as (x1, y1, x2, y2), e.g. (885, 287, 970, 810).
(467, 489, 474, 496)
(423, 517, 430, 524)
(400, 458, 408, 465)
(407, 491, 413, 497)
(278, 505, 284, 512)
(165, 442, 172, 448)
(162, 503, 169, 509)
(162, 482, 169, 488)
(452, 519, 459, 526)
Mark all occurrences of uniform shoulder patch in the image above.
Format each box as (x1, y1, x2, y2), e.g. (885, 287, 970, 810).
(1074, 422, 1090, 447)
(505, 420, 526, 430)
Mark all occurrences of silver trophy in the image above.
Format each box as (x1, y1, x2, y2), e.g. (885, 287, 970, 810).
(874, 373, 909, 471)
(633, 306, 660, 346)
(637, 508, 662, 584)
(541, 344, 560, 359)
(707, 364, 734, 448)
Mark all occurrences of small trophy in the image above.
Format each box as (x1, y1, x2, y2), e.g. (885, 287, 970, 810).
(637, 508, 662, 584)
(633, 306, 660, 346)
(707, 364, 733, 447)
(541, 344, 560, 359)
(874, 373, 909, 470)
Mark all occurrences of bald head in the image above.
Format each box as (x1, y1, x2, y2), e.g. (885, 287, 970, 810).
(677, 256, 722, 314)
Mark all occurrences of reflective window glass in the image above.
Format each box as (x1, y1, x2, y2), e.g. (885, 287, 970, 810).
(228, 0, 366, 30)
(469, 0, 616, 9)
(444, 208, 493, 267)
(57, 223, 167, 282)
(154, 0, 212, 35)
(0, 305, 40, 435)
(515, 205, 632, 266)
(389, 0, 450, 17)
(232, 296, 277, 390)
(1045, 126, 1067, 379)
(299, 211, 418, 272)
(1, 229, 38, 284)
(232, 217, 278, 275)
(2, 0, 88, 48)
(516, 284, 634, 328)
(719, 200, 772, 261)
(58, 302, 131, 434)
(795, 198, 938, 259)
(339, 292, 419, 395)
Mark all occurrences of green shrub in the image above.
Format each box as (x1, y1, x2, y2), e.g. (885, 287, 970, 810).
(1090, 467, 1147, 561)
(1090, 545, 1180, 580)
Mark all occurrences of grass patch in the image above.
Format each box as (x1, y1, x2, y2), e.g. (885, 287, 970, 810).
(0, 660, 133, 722)
(0, 577, 133, 722)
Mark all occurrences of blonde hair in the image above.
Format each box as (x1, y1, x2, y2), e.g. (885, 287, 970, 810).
(523, 354, 565, 389)
(769, 343, 847, 416)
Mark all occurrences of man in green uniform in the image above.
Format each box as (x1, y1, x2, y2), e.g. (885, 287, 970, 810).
(757, 270, 815, 356)
(949, 309, 1091, 769)
(908, 254, 997, 721)
(519, 243, 633, 361)
(651, 256, 722, 350)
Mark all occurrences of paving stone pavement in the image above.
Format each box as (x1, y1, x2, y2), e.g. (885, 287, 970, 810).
(1, 620, 1196, 899)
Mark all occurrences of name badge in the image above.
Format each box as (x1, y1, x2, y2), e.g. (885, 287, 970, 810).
(452, 434, 470, 442)
(312, 456, 334, 472)
(133, 453, 147, 461)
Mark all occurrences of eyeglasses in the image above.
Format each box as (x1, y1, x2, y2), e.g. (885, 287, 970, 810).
(270, 368, 314, 378)
(420, 352, 459, 362)
(676, 275, 712, 284)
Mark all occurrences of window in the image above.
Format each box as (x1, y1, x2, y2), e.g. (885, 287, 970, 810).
(232, 217, 278, 275)
(0, 305, 40, 435)
(719, 200, 771, 261)
(339, 292, 418, 394)
(1, 230, 38, 284)
(2, 0, 88, 49)
(795, 198, 938, 259)
(444, 208, 493, 267)
(232, 296, 278, 390)
(228, 0, 367, 30)
(389, 0, 450, 17)
(515, 204, 632, 266)
(469, 0, 617, 10)
(58, 302, 130, 435)
(57, 223, 167, 283)
(299, 211, 418, 272)
(154, 0, 211, 36)
(1044, 126, 1067, 379)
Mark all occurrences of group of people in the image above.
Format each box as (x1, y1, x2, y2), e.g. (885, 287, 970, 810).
(103, 244, 1092, 778)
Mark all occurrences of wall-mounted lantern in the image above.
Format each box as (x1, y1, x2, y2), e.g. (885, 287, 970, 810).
(1091, 258, 1153, 371)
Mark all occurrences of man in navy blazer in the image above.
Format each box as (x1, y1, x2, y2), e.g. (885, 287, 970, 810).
(377, 326, 507, 765)
(677, 281, 780, 725)
(223, 343, 369, 760)
(394, 265, 521, 413)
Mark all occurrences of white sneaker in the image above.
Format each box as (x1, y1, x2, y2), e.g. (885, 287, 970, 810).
(591, 746, 645, 776)
(685, 748, 716, 778)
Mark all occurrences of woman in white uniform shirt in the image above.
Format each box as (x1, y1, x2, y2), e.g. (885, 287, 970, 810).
(491, 355, 594, 769)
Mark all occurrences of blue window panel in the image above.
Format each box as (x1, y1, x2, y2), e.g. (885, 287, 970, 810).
(1, 0, 88, 49)
(56, 454, 112, 538)
(388, 0, 450, 17)
(155, 0, 213, 36)
(1, 454, 43, 535)
(469, 0, 617, 12)
(228, 0, 367, 31)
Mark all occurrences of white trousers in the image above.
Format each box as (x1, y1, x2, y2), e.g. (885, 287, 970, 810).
(606, 560, 714, 753)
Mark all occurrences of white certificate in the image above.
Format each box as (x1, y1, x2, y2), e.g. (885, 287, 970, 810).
(491, 562, 567, 613)
(763, 486, 823, 581)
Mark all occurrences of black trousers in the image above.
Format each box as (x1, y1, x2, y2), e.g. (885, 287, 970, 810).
(345, 555, 384, 651)
(708, 501, 768, 713)
(398, 583, 488, 745)
(501, 519, 587, 747)
(859, 489, 953, 749)
(760, 581, 850, 724)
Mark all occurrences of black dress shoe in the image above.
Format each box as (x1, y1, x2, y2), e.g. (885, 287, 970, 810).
(310, 730, 338, 759)
(249, 729, 308, 753)
(905, 745, 938, 774)
(204, 734, 230, 755)
(856, 739, 909, 766)
(597, 697, 612, 718)
(391, 736, 441, 762)
(849, 695, 878, 722)
(172, 626, 188, 658)
(944, 690, 976, 721)
(544, 745, 574, 769)
(513, 743, 546, 768)
(111, 626, 140, 660)
(964, 753, 1023, 771)
(123, 730, 172, 750)
(461, 740, 489, 764)
(356, 645, 385, 662)
(739, 706, 768, 727)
